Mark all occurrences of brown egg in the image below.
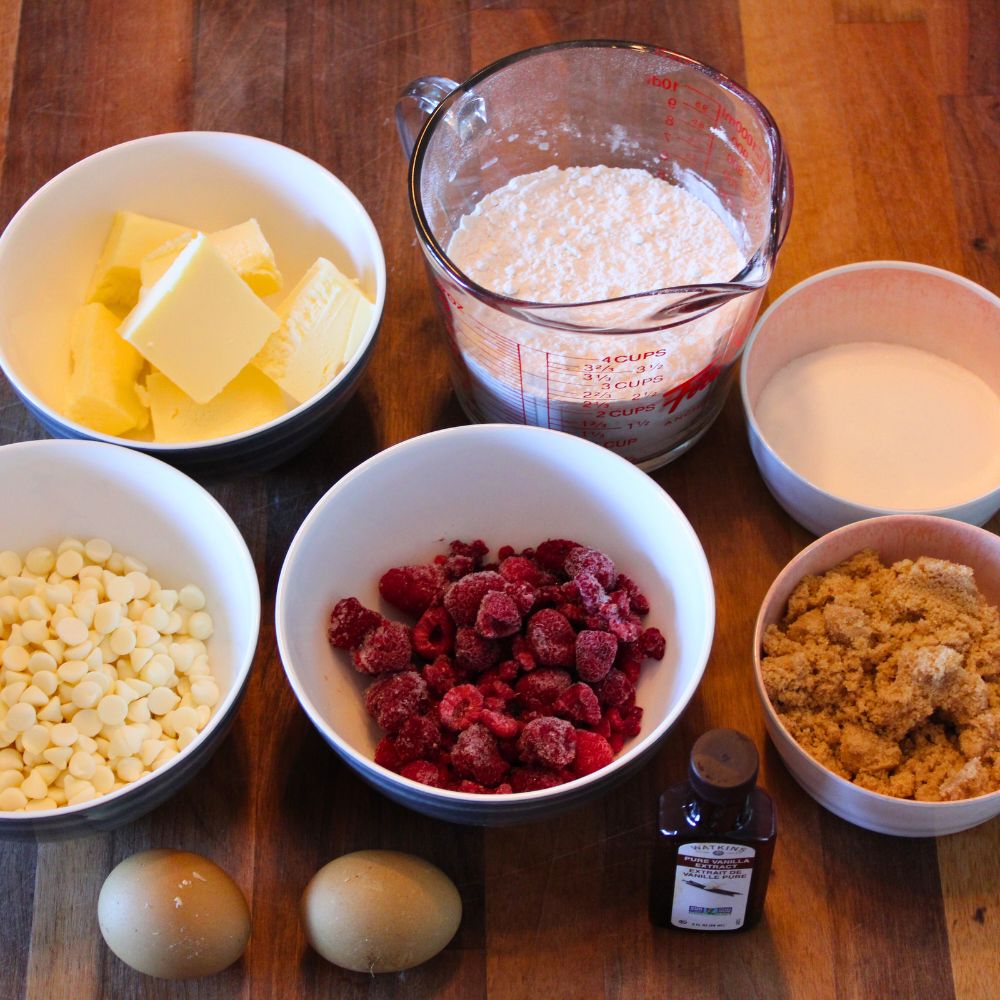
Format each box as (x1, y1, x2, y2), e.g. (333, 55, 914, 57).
(301, 849, 462, 973)
(98, 849, 251, 979)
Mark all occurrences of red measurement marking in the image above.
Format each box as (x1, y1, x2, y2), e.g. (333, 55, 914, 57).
(680, 82, 715, 101)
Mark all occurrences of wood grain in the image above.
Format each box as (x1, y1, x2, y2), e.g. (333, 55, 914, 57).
(0, 2, 998, 998)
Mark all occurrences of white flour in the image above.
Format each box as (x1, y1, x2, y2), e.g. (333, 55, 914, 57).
(447, 164, 744, 303)
(439, 165, 753, 468)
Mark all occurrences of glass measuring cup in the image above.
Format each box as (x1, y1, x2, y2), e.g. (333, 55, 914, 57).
(397, 40, 792, 469)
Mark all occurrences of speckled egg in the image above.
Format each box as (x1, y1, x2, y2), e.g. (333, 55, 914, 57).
(301, 849, 462, 973)
(98, 849, 251, 979)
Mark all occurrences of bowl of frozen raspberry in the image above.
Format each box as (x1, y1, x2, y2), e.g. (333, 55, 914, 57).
(276, 424, 714, 825)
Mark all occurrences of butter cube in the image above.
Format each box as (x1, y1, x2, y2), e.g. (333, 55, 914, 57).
(138, 234, 194, 289)
(118, 234, 280, 404)
(146, 367, 287, 442)
(140, 219, 282, 297)
(343, 293, 374, 370)
(209, 219, 283, 296)
(86, 211, 192, 313)
(252, 258, 371, 404)
(65, 303, 148, 436)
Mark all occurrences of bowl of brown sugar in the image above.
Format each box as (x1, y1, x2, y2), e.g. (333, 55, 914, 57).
(753, 514, 1000, 837)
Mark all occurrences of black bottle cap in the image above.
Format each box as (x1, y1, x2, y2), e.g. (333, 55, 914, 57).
(689, 729, 759, 805)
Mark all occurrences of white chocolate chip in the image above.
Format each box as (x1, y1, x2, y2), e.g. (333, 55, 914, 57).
(49, 723, 79, 747)
(187, 612, 214, 641)
(6, 702, 36, 733)
(72, 709, 102, 738)
(0, 539, 219, 812)
(68, 751, 97, 780)
(55, 550, 84, 579)
(25, 548, 55, 576)
(21, 770, 49, 799)
(93, 602, 123, 635)
(126, 572, 151, 599)
(84, 538, 112, 564)
(0, 786, 28, 810)
(0, 552, 22, 577)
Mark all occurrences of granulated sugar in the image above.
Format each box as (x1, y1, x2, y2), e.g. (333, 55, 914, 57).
(447, 164, 744, 303)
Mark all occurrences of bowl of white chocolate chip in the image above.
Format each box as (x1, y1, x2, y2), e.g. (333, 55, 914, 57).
(0, 439, 259, 839)
(0, 131, 385, 475)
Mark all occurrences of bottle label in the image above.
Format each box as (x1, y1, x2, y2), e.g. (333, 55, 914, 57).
(670, 842, 755, 930)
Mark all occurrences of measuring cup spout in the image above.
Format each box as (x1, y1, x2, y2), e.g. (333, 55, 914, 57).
(396, 76, 459, 158)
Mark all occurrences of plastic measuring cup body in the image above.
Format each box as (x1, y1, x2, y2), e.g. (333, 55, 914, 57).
(400, 40, 792, 470)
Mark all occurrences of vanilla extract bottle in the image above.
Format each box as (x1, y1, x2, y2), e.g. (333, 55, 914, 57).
(650, 728, 776, 931)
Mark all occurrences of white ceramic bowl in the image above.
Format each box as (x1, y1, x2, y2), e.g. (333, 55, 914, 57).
(754, 514, 1000, 837)
(277, 424, 715, 825)
(740, 262, 1000, 535)
(0, 440, 260, 839)
(0, 131, 386, 475)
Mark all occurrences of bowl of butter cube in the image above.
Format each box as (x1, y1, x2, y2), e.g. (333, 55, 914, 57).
(0, 131, 385, 474)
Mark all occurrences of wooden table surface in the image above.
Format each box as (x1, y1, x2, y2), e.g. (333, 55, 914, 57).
(1, 1, 998, 997)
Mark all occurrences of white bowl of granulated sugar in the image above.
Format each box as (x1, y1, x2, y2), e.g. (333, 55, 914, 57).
(740, 261, 1000, 536)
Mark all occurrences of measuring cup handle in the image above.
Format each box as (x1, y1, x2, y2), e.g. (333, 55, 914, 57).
(396, 76, 459, 158)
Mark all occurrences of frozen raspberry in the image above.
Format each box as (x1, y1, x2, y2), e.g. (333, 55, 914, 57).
(552, 682, 602, 727)
(423, 654, 458, 697)
(533, 539, 582, 574)
(393, 714, 442, 763)
(374, 736, 400, 770)
(480, 708, 520, 740)
(451, 723, 509, 786)
(443, 571, 506, 626)
(439, 683, 484, 731)
(510, 767, 565, 792)
(503, 580, 537, 615)
(477, 676, 516, 703)
(614, 643, 643, 685)
(573, 572, 608, 614)
(352, 621, 413, 674)
(575, 629, 617, 683)
(526, 608, 576, 667)
(400, 760, 445, 788)
(556, 602, 589, 626)
(590, 600, 642, 643)
(639, 626, 666, 660)
(450, 538, 489, 562)
(378, 563, 445, 617)
(534, 584, 563, 608)
(514, 668, 572, 711)
(615, 574, 650, 615)
(454, 626, 500, 673)
(328, 597, 382, 649)
(412, 606, 456, 659)
(564, 546, 616, 589)
(499, 555, 554, 588)
(475, 590, 521, 639)
(594, 668, 636, 709)
(453, 779, 489, 793)
(518, 716, 577, 769)
(572, 731, 615, 777)
(363, 670, 429, 733)
(607, 704, 643, 737)
(490, 659, 520, 683)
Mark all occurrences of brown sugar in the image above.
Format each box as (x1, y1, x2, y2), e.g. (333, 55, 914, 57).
(761, 549, 1000, 801)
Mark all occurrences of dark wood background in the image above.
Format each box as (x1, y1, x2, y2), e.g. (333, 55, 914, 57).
(1, 1, 998, 997)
